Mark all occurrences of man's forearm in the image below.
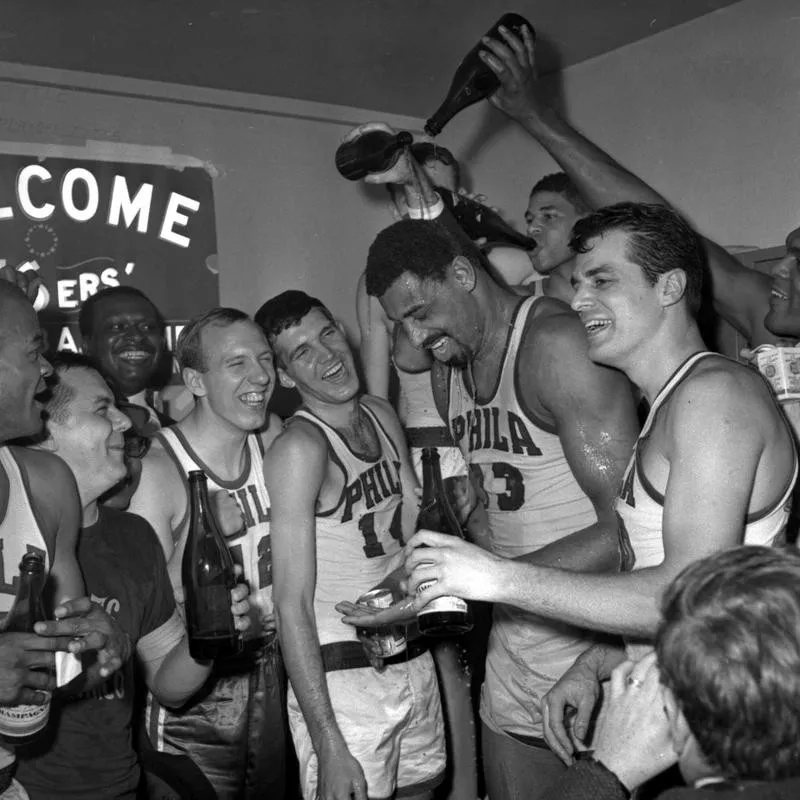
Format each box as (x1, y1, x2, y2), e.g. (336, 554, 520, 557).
(513, 105, 665, 209)
(491, 560, 667, 638)
(277, 602, 346, 754)
(149, 637, 212, 708)
(513, 519, 621, 573)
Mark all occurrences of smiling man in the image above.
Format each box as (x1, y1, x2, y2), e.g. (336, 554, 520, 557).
(363, 201, 639, 798)
(403, 204, 798, 766)
(80, 286, 169, 430)
(128, 307, 286, 799)
(16, 354, 250, 799)
(257, 290, 446, 800)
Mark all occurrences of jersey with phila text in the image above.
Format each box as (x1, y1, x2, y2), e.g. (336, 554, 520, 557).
(616, 351, 798, 571)
(447, 296, 597, 739)
(156, 426, 274, 636)
(291, 401, 404, 646)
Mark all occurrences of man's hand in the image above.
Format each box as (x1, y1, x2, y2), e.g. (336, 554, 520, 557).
(34, 597, 131, 679)
(213, 490, 245, 538)
(229, 582, 251, 634)
(405, 531, 505, 609)
(0, 631, 67, 706)
(591, 653, 678, 793)
(341, 122, 416, 187)
(542, 656, 602, 764)
(478, 24, 544, 123)
(318, 742, 368, 800)
(335, 596, 416, 629)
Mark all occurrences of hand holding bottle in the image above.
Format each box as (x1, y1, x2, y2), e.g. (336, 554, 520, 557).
(339, 122, 417, 186)
(478, 23, 549, 124)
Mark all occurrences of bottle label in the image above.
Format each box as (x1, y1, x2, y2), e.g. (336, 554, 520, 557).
(0, 698, 50, 738)
(187, 585, 235, 638)
(416, 581, 467, 615)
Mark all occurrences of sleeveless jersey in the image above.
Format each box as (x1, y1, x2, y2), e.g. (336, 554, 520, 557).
(156, 427, 274, 636)
(0, 447, 50, 615)
(291, 402, 404, 646)
(447, 296, 597, 738)
(616, 351, 798, 571)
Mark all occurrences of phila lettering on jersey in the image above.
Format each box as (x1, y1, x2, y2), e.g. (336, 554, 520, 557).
(447, 296, 598, 741)
(291, 402, 404, 647)
(156, 427, 273, 636)
(616, 351, 799, 572)
(0, 447, 50, 615)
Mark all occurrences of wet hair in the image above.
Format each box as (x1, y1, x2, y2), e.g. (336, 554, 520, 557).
(43, 352, 103, 425)
(657, 546, 800, 782)
(364, 217, 483, 298)
(529, 172, 590, 214)
(176, 307, 251, 372)
(569, 201, 705, 315)
(78, 286, 165, 340)
(254, 291, 334, 353)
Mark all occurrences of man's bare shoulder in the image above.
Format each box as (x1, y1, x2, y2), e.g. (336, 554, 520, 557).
(265, 416, 328, 467)
(672, 356, 776, 416)
(258, 412, 285, 452)
(524, 297, 587, 350)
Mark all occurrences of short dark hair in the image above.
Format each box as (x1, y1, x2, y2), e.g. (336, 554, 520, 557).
(365, 217, 483, 299)
(569, 202, 705, 315)
(44, 352, 103, 425)
(657, 546, 800, 782)
(529, 172, 590, 214)
(176, 307, 251, 372)
(255, 290, 334, 351)
(78, 286, 165, 340)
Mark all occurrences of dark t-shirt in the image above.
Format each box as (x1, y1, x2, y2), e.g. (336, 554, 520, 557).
(16, 507, 175, 799)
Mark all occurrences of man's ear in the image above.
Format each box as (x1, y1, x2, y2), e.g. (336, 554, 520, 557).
(451, 255, 478, 293)
(663, 685, 692, 755)
(278, 368, 295, 389)
(182, 367, 207, 398)
(658, 269, 687, 309)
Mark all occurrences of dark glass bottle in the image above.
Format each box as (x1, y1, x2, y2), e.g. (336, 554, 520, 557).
(0, 552, 50, 741)
(335, 129, 414, 181)
(182, 471, 240, 660)
(425, 12, 535, 137)
(440, 189, 536, 250)
(416, 448, 473, 636)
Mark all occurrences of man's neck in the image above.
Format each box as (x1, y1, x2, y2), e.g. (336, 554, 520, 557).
(302, 394, 363, 431)
(177, 404, 252, 480)
(625, 324, 707, 404)
(472, 283, 519, 372)
(82, 499, 100, 528)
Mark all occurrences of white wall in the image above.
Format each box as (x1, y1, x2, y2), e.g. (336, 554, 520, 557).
(0, 0, 796, 340)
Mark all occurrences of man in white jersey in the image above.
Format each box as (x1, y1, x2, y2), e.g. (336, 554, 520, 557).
(257, 290, 446, 800)
(479, 22, 780, 348)
(128, 307, 286, 799)
(402, 203, 798, 764)
(0, 279, 128, 797)
(358, 144, 640, 800)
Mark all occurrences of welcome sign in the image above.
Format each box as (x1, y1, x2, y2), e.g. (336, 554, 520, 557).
(0, 148, 219, 354)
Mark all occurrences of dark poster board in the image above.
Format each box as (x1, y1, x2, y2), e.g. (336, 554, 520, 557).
(0, 152, 218, 355)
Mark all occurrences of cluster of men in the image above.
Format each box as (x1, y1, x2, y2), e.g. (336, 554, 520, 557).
(2, 20, 800, 800)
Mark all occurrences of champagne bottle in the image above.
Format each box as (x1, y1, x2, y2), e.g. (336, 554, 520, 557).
(425, 12, 535, 137)
(0, 552, 50, 742)
(440, 189, 536, 250)
(335, 129, 414, 181)
(416, 448, 473, 636)
(182, 471, 240, 660)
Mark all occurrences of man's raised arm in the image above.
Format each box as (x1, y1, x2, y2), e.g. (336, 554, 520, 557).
(481, 24, 776, 346)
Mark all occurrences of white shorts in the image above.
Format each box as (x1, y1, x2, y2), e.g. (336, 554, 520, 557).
(287, 652, 446, 800)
